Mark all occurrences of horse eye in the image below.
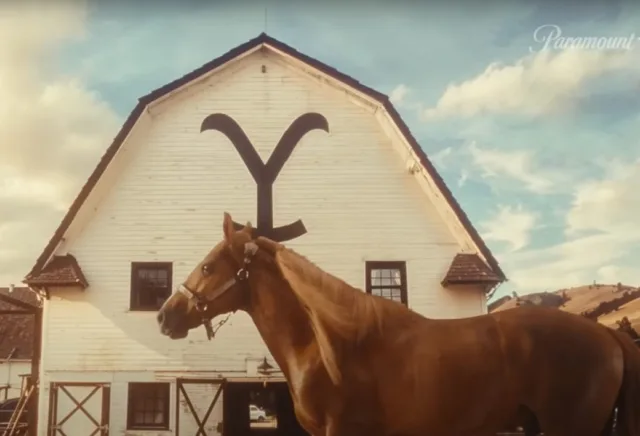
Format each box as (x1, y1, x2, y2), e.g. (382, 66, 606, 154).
(202, 264, 211, 275)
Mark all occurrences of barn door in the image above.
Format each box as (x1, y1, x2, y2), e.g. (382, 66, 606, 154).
(48, 382, 110, 436)
(176, 379, 223, 436)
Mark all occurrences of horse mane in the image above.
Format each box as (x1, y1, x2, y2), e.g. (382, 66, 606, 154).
(258, 238, 412, 385)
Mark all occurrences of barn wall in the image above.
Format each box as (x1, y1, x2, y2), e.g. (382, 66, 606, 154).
(39, 49, 486, 374)
(36, 370, 224, 436)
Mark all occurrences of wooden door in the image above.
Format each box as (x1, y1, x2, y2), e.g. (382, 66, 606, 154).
(48, 382, 110, 436)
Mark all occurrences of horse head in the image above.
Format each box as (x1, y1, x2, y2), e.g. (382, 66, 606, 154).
(156, 212, 258, 339)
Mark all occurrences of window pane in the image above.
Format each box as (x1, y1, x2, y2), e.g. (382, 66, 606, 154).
(129, 384, 168, 428)
(370, 267, 403, 287)
(134, 265, 171, 308)
(370, 269, 382, 286)
(391, 269, 402, 285)
(154, 412, 164, 424)
(371, 287, 403, 303)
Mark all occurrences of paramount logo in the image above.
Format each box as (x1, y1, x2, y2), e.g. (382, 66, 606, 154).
(530, 24, 640, 52)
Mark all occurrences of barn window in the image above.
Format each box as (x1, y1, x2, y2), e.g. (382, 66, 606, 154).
(126, 382, 170, 430)
(365, 261, 408, 305)
(130, 262, 173, 311)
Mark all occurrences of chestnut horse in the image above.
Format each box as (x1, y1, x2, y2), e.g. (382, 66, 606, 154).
(157, 213, 640, 436)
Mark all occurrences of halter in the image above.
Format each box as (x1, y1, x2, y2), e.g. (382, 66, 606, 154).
(177, 241, 259, 340)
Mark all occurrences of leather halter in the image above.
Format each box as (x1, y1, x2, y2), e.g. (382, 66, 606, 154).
(177, 241, 259, 340)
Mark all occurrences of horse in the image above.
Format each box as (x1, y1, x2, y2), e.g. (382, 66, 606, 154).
(156, 213, 640, 436)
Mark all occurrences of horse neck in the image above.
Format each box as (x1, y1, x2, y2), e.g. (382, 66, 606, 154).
(244, 260, 315, 379)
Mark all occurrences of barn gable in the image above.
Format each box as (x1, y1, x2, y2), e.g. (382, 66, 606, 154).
(23, 33, 505, 290)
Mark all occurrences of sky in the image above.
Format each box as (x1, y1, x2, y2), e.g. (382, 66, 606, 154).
(0, 0, 639, 301)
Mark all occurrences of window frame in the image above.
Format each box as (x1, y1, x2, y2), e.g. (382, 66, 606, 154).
(129, 261, 173, 311)
(365, 261, 408, 306)
(126, 382, 171, 431)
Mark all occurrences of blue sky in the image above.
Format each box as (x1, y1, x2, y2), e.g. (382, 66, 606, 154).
(1, 0, 639, 299)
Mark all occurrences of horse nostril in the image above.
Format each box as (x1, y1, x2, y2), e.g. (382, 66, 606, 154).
(156, 311, 165, 325)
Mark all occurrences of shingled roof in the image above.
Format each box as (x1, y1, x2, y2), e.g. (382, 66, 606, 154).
(23, 254, 88, 288)
(441, 253, 502, 289)
(23, 32, 506, 285)
(0, 287, 38, 360)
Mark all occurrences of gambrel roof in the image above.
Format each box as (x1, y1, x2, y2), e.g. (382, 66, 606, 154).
(23, 33, 506, 287)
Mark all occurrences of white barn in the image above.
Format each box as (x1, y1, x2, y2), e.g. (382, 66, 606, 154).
(23, 33, 505, 436)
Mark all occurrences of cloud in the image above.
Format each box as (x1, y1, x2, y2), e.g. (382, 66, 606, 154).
(467, 141, 554, 194)
(496, 158, 640, 293)
(429, 140, 563, 194)
(499, 230, 640, 292)
(430, 146, 453, 170)
(423, 47, 637, 119)
(481, 205, 538, 252)
(389, 84, 410, 105)
(0, 1, 120, 285)
(597, 265, 623, 284)
(566, 158, 640, 236)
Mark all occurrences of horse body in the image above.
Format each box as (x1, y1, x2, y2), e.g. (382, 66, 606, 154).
(307, 306, 623, 436)
(157, 214, 640, 436)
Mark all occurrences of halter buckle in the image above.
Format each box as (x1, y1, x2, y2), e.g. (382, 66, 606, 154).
(237, 268, 249, 281)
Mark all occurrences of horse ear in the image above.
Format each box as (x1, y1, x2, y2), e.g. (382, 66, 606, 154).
(241, 221, 253, 234)
(223, 212, 235, 243)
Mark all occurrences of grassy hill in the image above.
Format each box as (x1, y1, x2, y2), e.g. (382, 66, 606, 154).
(489, 283, 640, 330)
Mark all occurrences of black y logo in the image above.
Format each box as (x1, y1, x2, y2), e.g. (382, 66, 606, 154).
(200, 113, 329, 242)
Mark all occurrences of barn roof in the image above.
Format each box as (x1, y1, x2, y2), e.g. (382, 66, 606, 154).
(23, 32, 506, 286)
(24, 254, 87, 288)
(441, 253, 502, 287)
(0, 287, 38, 360)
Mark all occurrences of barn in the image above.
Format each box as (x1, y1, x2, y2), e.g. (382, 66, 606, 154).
(22, 33, 506, 435)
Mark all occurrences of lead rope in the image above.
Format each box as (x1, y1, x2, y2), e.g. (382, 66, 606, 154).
(204, 313, 232, 340)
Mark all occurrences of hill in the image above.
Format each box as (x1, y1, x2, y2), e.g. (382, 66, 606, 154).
(489, 283, 640, 331)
